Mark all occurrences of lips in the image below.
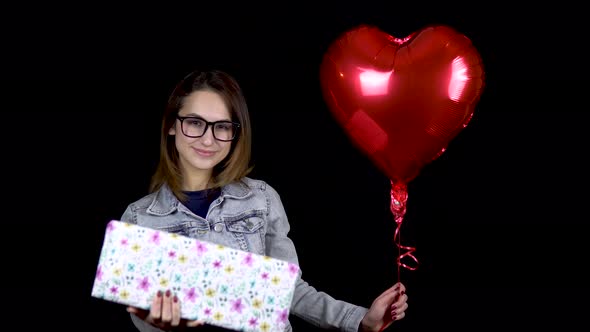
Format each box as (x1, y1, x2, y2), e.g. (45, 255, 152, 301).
(192, 147, 216, 157)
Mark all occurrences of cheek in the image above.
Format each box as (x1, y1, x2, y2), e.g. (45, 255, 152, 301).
(174, 133, 191, 154)
(220, 144, 232, 160)
(174, 133, 182, 149)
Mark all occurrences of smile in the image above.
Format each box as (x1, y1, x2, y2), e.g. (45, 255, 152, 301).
(192, 147, 216, 157)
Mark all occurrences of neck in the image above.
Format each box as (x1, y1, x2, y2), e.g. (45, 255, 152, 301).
(182, 171, 213, 191)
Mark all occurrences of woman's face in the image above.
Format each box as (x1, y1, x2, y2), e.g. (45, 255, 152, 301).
(169, 90, 233, 181)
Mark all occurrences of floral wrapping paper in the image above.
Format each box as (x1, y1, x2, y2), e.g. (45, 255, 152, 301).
(92, 220, 299, 332)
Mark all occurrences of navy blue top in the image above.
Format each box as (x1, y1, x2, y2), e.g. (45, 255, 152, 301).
(182, 188, 221, 218)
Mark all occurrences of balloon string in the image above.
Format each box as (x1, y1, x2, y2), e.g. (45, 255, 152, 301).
(390, 181, 418, 280)
(377, 181, 418, 332)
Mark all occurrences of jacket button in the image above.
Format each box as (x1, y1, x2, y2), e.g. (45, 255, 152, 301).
(245, 219, 254, 228)
(214, 223, 224, 232)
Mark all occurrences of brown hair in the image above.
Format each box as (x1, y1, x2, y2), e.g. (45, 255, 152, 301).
(149, 69, 253, 201)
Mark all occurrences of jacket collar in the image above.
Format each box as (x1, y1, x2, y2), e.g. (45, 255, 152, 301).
(220, 179, 251, 199)
(147, 180, 252, 216)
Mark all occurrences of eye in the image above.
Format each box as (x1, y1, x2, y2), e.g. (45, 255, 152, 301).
(187, 118, 206, 127)
(214, 122, 233, 131)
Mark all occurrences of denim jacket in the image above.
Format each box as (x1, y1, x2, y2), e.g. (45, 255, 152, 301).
(121, 177, 368, 332)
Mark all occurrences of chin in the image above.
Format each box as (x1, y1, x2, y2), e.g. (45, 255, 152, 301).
(192, 160, 221, 172)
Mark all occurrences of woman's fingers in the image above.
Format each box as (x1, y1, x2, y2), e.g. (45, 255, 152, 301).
(397, 282, 406, 294)
(393, 310, 406, 321)
(391, 297, 408, 316)
(150, 291, 163, 323)
(391, 291, 408, 322)
(161, 290, 173, 324)
(171, 294, 181, 326)
(186, 320, 206, 327)
(376, 282, 405, 302)
(132, 290, 204, 329)
(126, 306, 149, 320)
(394, 293, 408, 307)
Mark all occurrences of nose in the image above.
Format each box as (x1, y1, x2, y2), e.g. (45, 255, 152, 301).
(200, 125, 215, 145)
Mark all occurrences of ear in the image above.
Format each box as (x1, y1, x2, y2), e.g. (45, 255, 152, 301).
(168, 124, 176, 135)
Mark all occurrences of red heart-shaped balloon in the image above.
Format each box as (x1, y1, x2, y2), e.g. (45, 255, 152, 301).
(320, 24, 485, 184)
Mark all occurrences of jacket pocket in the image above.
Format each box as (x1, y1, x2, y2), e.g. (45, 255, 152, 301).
(223, 210, 265, 233)
(150, 224, 186, 237)
(222, 210, 265, 253)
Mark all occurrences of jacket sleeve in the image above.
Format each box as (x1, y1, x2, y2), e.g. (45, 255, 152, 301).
(130, 314, 166, 332)
(263, 183, 369, 332)
(120, 204, 136, 224)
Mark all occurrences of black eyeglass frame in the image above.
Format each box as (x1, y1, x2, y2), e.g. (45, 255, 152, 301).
(176, 115, 241, 142)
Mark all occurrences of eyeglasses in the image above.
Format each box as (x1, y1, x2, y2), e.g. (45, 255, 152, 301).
(176, 115, 240, 142)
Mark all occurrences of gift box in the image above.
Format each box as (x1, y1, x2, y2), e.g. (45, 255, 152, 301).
(91, 220, 299, 332)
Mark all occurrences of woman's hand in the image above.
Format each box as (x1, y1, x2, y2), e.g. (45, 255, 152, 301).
(360, 282, 408, 332)
(127, 289, 205, 330)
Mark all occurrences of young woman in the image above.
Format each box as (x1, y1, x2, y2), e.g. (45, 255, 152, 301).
(122, 69, 408, 331)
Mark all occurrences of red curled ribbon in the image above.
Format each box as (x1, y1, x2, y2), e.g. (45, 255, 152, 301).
(376, 183, 418, 332)
(390, 180, 419, 275)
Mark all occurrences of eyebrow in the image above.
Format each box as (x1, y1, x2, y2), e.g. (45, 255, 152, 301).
(180, 113, 232, 122)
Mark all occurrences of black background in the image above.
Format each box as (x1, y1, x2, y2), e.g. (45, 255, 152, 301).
(3, 2, 588, 331)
